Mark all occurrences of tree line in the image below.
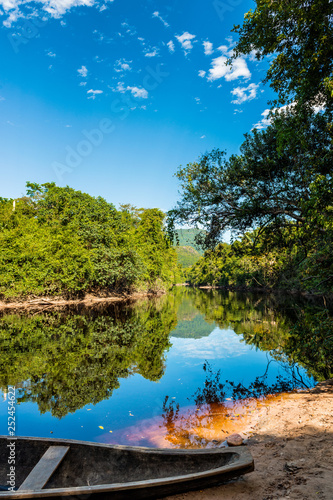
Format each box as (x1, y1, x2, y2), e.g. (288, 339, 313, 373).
(0, 183, 182, 300)
(168, 0, 333, 295)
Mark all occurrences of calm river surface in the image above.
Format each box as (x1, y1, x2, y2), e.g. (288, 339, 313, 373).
(0, 288, 319, 447)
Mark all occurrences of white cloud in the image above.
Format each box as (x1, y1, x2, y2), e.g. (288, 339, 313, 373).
(194, 97, 201, 104)
(87, 89, 103, 99)
(248, 49, 260, 62)
(252, 103, 299, 130)
(226, 58, 251, 81)
(203, 40, 213, 55)
(208, 51, 251, 82)
(0, 0, 114, 26)
(39, 0, 94, 18)
(198, 70, 206, 78)
(207, 55, 229, 81)
(79, 81, 87, 86)
(120, 21, 136, 36)
(144, 48, 159, 58)
(47, 51, 56, 57)
(167, 40, 175, 53)
(231, 83, 259, 104)
(313, 103, 325, 113)
(252, 109, 271, 129)
(1, 0, 18, 10)
(114, 59, 132, 72)
(170, 327, 249, 360)
(218, 44, 232, 56)
(176, 32, 196, 54)
(116, 82, 126, 93)
(92, 29, 104, 42)
(127, 86, 148, 99)
(2, 10, 21, 26)
(200, 135, 206, 139)
(115, 82, 148, 99)
(152, 10, 169, 28)
(77, 65, 88, 78)
(252, 101, 325, 130)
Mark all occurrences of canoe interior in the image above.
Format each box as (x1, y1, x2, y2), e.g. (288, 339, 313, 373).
(0, 437, 240, 490)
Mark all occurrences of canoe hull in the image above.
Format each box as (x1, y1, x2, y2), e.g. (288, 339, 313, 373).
(0, 436, 254, 499)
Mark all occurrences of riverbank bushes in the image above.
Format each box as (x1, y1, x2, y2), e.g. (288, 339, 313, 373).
(0, 183, 182, 299)
(187, 228, 333, 294)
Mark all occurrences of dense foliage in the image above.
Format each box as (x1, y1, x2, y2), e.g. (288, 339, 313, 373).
(169, 109, 333, 293)
(169, 109, 332, 243)
(0, 183, 182, 299)
(168, 0, 333, 297)
(231, 0, 333, 109)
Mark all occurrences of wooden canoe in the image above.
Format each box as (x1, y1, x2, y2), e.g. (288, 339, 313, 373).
(0, 436, 254, 499)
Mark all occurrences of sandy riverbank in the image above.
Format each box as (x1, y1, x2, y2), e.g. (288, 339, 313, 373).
(164, 380, 333, 500)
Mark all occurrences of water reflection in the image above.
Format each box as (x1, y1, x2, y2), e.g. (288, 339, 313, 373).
(106, 360, 306, 449)
(0, 297, 177, 418)
(174, 288, 333, 381)
(0, 288, 331, 435)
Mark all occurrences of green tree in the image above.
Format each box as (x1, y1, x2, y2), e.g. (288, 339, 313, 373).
(135, 209, 180, 290)
(0, 183, 180, 299)
(232, 0, 333, 108)
(168, 110, 333, 247)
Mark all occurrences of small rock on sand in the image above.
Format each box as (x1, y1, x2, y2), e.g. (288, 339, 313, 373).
(226, 433, 244, 446)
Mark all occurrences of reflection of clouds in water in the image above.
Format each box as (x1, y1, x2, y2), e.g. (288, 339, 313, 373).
(169, 327, 250, 359)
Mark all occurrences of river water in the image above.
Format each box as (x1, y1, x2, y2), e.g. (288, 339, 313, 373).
(0, 288, 320, 447)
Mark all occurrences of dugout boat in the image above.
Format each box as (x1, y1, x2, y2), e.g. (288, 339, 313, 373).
(0, 436, 254, 499)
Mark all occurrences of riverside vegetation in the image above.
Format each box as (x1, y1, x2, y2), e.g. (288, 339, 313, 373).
(0, 183, 183, 300)
(168, 0, 333, 297)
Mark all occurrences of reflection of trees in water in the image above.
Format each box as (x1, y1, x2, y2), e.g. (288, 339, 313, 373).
(1, 287, 331, 422)
(0, 297, 177, 418)
(161, 361, 309, 449)
(184, 288, 333, 381)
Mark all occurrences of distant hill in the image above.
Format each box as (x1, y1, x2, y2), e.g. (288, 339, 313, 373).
(175, 246, 201, 268)
(173, 228, 205, 255)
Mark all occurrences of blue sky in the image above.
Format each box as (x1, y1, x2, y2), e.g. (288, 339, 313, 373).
(0, 0, 273, 211)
